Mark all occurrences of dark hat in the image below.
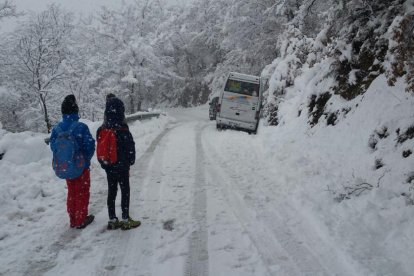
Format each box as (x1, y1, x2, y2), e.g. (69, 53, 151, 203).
(61, 94, 79, 114)
(106, 93, 116, 101)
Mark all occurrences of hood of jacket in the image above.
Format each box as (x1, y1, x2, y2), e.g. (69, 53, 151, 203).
(105, 98, 125, 128)
(60, 113, 80, 130)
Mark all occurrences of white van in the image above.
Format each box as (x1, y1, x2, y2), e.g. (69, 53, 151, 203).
(216, 72, 262, 134)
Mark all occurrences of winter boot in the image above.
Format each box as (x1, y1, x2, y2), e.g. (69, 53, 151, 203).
(107, 218, 121, 230)
(120, 217, 141, 230)
(76, 215, 95, 229)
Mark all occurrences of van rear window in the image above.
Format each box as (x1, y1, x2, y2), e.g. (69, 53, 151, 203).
(224, 79, 259, 96)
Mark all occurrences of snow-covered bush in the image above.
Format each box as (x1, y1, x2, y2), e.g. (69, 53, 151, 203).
(260, 0, 414, 204)
(264, 0, 411, 127)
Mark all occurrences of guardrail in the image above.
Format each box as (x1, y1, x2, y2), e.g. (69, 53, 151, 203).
(44, 112, 162, 145)
(125, 112, 161, 123)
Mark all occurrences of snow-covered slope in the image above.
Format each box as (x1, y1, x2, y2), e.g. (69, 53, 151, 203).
(259, 73, 414, 274)
(258, 4, 414, 270)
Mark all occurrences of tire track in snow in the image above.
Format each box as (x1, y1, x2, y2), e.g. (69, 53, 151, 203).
(184, 124, 209, 276)
(202, 129, 361, 276)
(98, 125, 174, 276)
(224, 140, 364, 276)
(202, 132, 300, 276)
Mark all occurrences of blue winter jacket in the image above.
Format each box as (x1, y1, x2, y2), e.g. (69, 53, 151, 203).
(50, 113, 95, 169)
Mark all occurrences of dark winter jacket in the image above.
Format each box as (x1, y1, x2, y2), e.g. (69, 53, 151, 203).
(50, 113, 95, 169)
(97, 98, 135, 173)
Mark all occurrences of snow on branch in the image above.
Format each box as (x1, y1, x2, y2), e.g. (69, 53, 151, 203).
(121, 70, 139, 84)
(327, 170, 389, 203)
(0, 0, 21, 20)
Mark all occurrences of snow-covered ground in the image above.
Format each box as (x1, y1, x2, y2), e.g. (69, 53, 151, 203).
(0, 114, 173, 275)
(1, 76, 414, 275)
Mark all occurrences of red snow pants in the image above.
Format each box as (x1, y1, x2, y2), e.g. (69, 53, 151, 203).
(66, 168, 90, 228)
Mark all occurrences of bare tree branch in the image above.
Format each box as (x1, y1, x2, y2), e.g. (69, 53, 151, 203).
(0, 0, 22, 21)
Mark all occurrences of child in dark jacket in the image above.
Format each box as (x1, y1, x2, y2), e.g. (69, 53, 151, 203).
(50, 95, 95, 229)
(97, 97, 140, 230)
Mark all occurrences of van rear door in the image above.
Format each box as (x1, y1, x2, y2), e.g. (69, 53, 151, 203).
(220, 79, 260, 123)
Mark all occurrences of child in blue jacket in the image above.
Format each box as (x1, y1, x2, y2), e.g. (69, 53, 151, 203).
(50, 95, 95, 229)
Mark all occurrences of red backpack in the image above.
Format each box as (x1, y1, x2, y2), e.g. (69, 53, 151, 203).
(97, 129, 117, 165)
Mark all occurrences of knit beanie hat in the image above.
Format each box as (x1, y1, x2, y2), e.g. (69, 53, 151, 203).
(61, 95, 79, 114)
(106, 93, 116, 101)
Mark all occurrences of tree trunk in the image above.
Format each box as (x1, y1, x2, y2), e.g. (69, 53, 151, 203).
(40, 97, 51, 133)
(129, 84, 135, 114)
(267, 103, 279, 126)
(136, 82, 142, 111)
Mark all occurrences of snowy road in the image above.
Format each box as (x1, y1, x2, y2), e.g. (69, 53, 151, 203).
(76, 107, 362, 276)
(3, 107, 397, 276)
(201, 127, 360, 276)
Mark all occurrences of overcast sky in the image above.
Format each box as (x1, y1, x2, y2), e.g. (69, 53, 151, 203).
(1, 0, 191, 33)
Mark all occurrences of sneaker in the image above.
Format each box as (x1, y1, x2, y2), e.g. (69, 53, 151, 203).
(76, 215, 95, 229)
(120, 217, 141, 230)
(107, 218, 121, 230)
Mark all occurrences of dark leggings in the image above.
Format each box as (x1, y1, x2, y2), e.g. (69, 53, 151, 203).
(106, 170, 130, 220)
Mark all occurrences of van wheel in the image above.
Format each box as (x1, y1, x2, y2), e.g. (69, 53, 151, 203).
(216, 124, 222, 131)
(252, 123, 259, 134)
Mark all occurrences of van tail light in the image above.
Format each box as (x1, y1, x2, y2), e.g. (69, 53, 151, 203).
(255, 110, 260, 120)
(217, 104, 221, 113)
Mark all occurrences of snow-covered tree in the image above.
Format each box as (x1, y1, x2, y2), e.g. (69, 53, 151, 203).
(0, 0, 410, 132)
(262, 0, 412, 126)
(0, 0, 19, 22)
(2, 5, 74, 132)
(90, 1, 172, 113)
